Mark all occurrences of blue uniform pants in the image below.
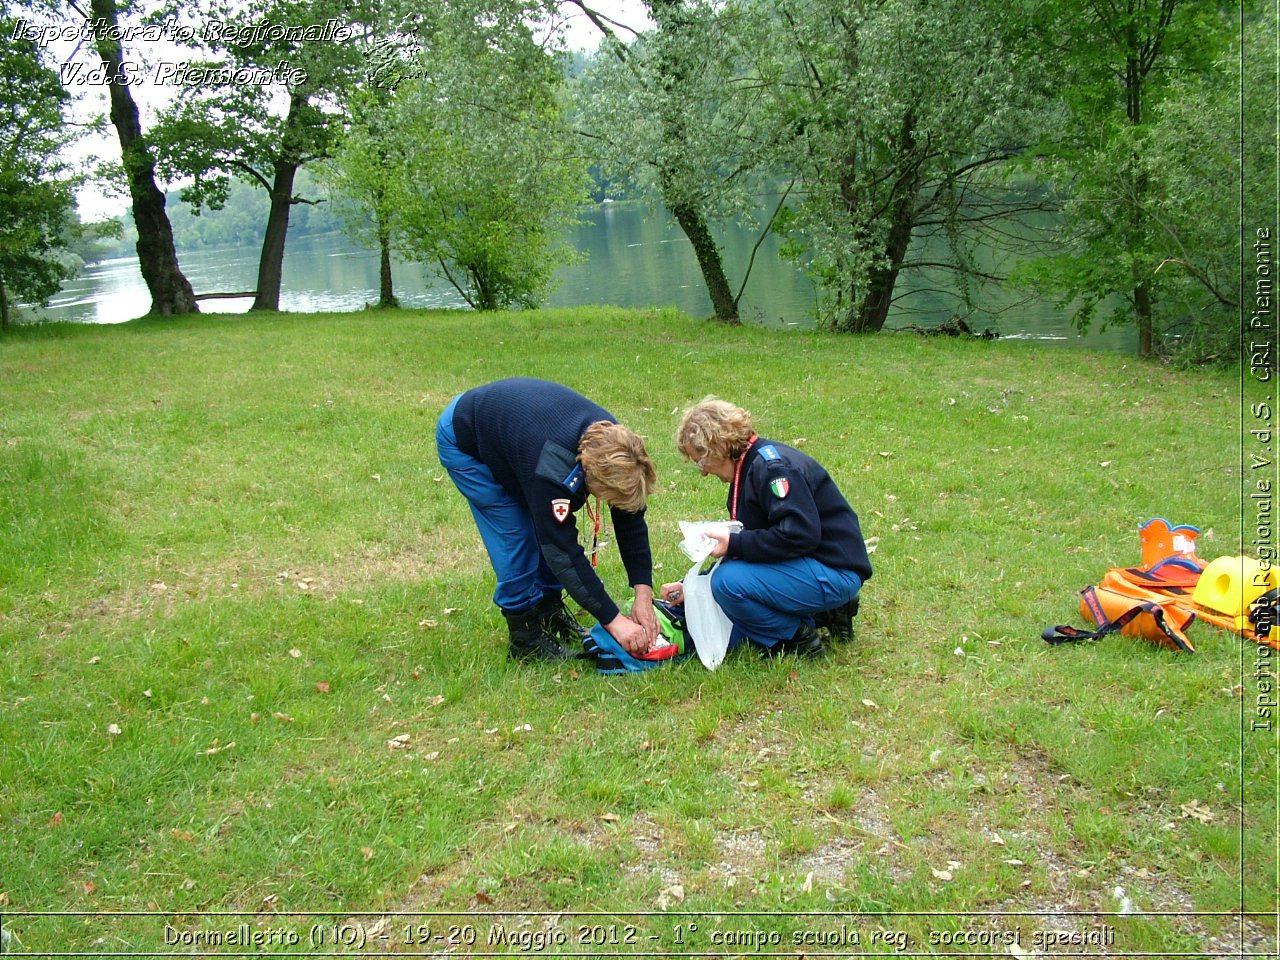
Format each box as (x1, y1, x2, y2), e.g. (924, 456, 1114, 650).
(710, 556, 862, 650)
(435, 395, 559, 613)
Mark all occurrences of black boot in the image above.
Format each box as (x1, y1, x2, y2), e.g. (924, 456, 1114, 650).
(815, 598, 859, 644)
(503, 606, 578, 662)
(536, 592, 590, 646)
(766, 622, 826, 658)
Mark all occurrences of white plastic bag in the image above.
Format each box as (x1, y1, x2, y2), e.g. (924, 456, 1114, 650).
(678, 520, 743, 563)
(683, 557, 734, 670)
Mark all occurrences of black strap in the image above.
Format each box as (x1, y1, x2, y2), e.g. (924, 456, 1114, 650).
(1043, 586, 1190, 652)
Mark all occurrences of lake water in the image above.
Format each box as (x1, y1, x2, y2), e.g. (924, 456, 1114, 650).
(40, 202, 1136, 351)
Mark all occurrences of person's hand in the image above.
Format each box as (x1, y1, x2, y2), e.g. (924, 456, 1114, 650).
(706, 531, 730, 558)
(630, 585, 660, 646)
(660, 581, 684, 604)
(606, 614, 651, 654)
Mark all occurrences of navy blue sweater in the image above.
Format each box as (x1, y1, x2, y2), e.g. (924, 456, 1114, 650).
(451, 378, 653, 623)
(725, 439, 872, 582)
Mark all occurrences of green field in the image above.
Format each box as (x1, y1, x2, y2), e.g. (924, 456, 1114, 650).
(0, 307, 1273, 955)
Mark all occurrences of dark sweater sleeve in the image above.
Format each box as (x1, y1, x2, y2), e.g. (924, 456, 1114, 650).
(529, 449, 621, 624)
(610, 505, 653, 591)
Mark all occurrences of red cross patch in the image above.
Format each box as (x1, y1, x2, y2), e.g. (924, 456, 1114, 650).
(551, 498, 570, 523)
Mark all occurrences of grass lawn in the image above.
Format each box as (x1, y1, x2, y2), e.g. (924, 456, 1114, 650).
(0, 306, 1274, 955)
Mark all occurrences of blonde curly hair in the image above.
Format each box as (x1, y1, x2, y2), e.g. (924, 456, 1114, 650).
(676, 397, 755, 463)
(578, 421, 657, 513)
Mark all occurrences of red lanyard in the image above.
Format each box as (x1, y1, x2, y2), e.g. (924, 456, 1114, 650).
(730, 435, 758, 521)
(585, 495, 603, 567)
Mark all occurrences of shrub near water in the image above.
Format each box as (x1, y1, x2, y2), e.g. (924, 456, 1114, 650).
(0, 308, 1269, 954)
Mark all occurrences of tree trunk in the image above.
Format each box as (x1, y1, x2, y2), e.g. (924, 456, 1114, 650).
(377, 223, 398, 308)
(670, 202, 739, 324)
(1134, 278, 1153, 356)
(89, 0, 197, 316)
(1126, 44, 1154, 357)
(838, 110, 919, 333)
(844, 198, 916, 333)
(0, 275, 9, 330)
(649, 0, 739, 325)
(250, 159, 297, 312)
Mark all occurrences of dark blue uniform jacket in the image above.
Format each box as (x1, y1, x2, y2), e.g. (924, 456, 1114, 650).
(451, 378, 653, 624)
(725, 439, 872, 582)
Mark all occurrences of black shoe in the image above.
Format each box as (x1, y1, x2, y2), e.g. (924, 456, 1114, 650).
(503, 606, 579, 662)
(815, 598, 858, 644)
(536, 592, 591, 646)
(765, 623, 826, 658)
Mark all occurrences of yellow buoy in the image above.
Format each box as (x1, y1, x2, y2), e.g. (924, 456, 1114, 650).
(1192, 556, 1276, 619)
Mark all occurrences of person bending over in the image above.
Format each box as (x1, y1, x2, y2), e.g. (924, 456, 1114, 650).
(436, 377, 660, 662)
(661, 397, 871, 657)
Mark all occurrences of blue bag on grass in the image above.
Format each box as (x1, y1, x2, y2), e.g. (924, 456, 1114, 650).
(582, 599, 696, 674)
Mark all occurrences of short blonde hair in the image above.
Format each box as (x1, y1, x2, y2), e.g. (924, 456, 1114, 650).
(578, 421, 657, 513)
(676, 397, 755, 463)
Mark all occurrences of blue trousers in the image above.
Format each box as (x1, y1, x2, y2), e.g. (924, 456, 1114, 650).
(711, 556, 862, 650)
(435, 395, 559, 613)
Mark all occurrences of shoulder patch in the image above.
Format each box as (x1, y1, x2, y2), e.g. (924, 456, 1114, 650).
(552, 498, 571, 523)
(758, 444, 781, 462)
(770, 478, 791, 499)
(562, 464, 585, 493)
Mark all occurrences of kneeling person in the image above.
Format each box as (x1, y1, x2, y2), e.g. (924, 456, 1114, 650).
(662, 398, 871, 657)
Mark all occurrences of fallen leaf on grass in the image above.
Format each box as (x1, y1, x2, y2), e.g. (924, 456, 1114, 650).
(107, 724, 122, 736)
(428, 695, 445, 707)
(861, 699, 879, 710)
(801, 872, 814, 893)
(48, 812, 62, 827)
(361, 847, 374, 862)
(474, 891, 494, 905)
(656, 884, 685, 910)
(315, 681, 330, 694)
(272, 712, 294, 723)
(289, 648, 302, 659)
(1181, 801, 1215, 823)
(386, 735, 411, 750)
(599, 813, 620, 823)
(204, 741, 235, 756)
(82, 881, 95, 895)
(931, 868, 953, 882)
(170, 829, 195, 842)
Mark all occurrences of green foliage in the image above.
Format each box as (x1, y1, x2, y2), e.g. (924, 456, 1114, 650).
(737, 0, 1057, 332)
(1013, 0, 1238, 358)
(0, 14, 80, 319)
(378, 3, 590, 309)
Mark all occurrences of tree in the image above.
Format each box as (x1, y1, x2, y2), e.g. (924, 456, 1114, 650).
(747, 0, 1053, 333)
(151, 0, 371, 311)
(0, 15, 80, 328)
(1019, 0, 1234, 356)
(84, 0, 199, 316)
(0, 13, 80, 328)
(573, 0, 776, 324)
(319, 88, 402, 308)
(384, 1, 589, 310)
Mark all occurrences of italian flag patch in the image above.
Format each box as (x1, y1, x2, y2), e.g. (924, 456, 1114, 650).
(770, 478, 790, 499)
